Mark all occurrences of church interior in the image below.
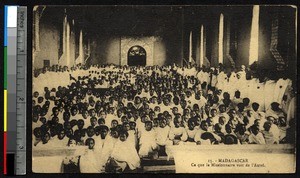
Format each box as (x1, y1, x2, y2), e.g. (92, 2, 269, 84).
(32, 5, 297, 173)
(33, 6, 296, 76)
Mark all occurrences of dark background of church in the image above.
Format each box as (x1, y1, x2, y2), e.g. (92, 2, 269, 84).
(0, 0, 299, 178)
(32, 6, 297, 74)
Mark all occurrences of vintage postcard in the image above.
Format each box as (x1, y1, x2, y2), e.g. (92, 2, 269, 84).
(32, 5, 296, 173)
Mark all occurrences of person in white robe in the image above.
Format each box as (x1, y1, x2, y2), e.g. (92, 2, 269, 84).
(235, 73, 249, 98)
(261, 121, 277, 144)
(168, 116, 188, 145)
(277, 116, 288, 142)
(79, 138, 100, 173)
(266, 116, 280, 143)
(249, 79, 265, 111)
(247, 78, 258, 106)
(273, 78, 292, 104)
(217, 104, 230, 121)
(248, 125, 266, 144)
(184, 118, 199, 144)
(94, 125, 109, 159)
(32, 127, 43, 147)
(109, 131, 140, 172)
(265, 102, 285, 120)
(194, 120, 220, 144)
(123, 122, 137, 148)
(216, 71, 227, 93)
(98, 128, 119, 171)
(209, 108, 218, 125)
(155, 118, 172, 155)
(232, 91, 243, 110)
(264, 79, 277, 111)
(196, 70, 204, 84)
(138, 121, 158, 158)
(47, 129, 69, 148)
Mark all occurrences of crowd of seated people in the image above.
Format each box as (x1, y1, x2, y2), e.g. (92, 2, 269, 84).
(32, 62, 296, 173)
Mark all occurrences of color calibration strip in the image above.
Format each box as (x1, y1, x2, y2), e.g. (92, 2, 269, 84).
(4, 5, 18, 175)
(4, 6, 8, 175)
(4, 6, 27, 175)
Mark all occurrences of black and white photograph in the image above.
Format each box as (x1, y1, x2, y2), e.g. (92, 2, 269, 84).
(31, 5, 297, 173)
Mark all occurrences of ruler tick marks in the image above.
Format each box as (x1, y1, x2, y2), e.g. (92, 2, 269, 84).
(15, 7, 27, 175)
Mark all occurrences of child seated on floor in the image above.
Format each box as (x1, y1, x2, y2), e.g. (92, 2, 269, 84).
(248, 124, 266, 144)
(206, 117, 214, 132)
(169, 116, 188, 145)
(107, 130, 140, 173)
(33, 127, 42, 146)
(266, 116, 280, 144)
(185, 118, 199, 143)
(155, 117, 172, 156)
(124, 121, 137, 148)
(235, 124, 249, 144)
(79, 138, 99, 173)
(213, 123, 225, 144)
(194, 120, 209, 144)
(277, 116, 287, 143)
(195, 120, 220, 145)
(94, 125, 109, 157)
(224, 124, 239, 145)
(138, 121, 158, 159)
(261, 121, 276, 144)
(98, 127, 120, 171)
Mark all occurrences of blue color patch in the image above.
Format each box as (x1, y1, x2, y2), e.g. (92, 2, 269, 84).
(4, 6, 8, 46)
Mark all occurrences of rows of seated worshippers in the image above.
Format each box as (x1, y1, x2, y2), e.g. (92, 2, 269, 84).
(32, 62, 296, 173)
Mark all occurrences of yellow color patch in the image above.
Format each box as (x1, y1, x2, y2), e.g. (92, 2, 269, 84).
(4, 90, 7, 132)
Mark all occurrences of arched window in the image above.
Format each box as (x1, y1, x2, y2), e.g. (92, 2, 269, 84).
(127, 45, 147, 66)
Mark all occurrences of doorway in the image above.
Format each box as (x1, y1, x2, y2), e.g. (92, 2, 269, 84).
(127, 45, 146, 66)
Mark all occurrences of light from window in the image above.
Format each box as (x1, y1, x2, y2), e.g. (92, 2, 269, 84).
(249, 5, 260, 65)
(66, 18, 70, 67)
(200, 25, 204, 66)
(219, 13, 224, 64)
(189, 31, 193, 63)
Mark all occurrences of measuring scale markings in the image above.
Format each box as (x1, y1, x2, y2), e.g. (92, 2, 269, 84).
(15, 6, 27, 175)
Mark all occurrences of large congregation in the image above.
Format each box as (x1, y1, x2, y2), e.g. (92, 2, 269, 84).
(32, 63, 296, 173)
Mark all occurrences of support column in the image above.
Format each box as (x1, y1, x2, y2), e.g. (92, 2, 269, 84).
(199, 25, 204, 67)
(189, 31, 193, 63)
(225, 15, 235, 68)
(218, 13, 224, 64)
(69, 20, 75, 67)
(59, 14, 67, 66)
(249, 5, 260, 65)
(66, 18, 70, 67)
(79, 30, 84, 64)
